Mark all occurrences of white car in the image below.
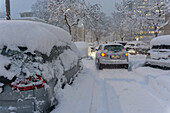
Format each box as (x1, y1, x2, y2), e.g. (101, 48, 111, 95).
(95, 43, 129, 70)
(125, 41, 149, 55)
(145, 35, 170, 69)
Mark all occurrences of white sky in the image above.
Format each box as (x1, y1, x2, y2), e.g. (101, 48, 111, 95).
(0, 0, 122, 18)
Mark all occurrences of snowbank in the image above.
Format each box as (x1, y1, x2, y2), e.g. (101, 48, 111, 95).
(75, 42, 88, 58)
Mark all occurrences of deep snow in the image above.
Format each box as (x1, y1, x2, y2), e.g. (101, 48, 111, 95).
(51, 55, 170, 113)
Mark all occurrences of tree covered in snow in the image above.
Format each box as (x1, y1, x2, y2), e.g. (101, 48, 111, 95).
(112, 1, 137, 41)
(83, 4, 114, 43)
(32, 0, 50, 22)
(32, 0, 110, 43)
(112, 0, 170, 41)
(145, 0, 169, 37)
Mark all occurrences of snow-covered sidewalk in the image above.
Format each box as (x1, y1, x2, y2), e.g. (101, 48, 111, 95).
(51, 55, 170, 113)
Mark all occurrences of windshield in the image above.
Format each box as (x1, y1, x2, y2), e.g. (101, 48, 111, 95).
(104, 45, 124, 51)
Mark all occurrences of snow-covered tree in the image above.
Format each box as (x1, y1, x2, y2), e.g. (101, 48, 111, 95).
(146, 0, 169, 37)
(112, 1, 137, 41)
(32, 0, 108, 42)
(32, 0, 50, 22)
(47, 0, 87, 35)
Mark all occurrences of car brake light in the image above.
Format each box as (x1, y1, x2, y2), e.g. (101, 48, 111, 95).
(125, 53, 128, 56)
(100, 52, 106, 57)
(168, 55, 170, 57)
(9, 75, 46, 91)
(147, 53, 150, 56)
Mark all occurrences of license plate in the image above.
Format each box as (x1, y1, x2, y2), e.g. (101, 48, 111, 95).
(111, 55, 120, 59)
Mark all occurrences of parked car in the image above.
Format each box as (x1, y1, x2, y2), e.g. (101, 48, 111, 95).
(145, 35, 170, 69)
(124, 41, 149, 55)
(0, 20, 82, 113)
(95, 43, 129, 70)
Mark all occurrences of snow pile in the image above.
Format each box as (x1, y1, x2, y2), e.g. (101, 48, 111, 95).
(0, 20, 71, 56)
(74, 42, 88, 58)
(59, 50, 78, 71)
(150, 35, 170, 48)
(0, 55, 14, 80)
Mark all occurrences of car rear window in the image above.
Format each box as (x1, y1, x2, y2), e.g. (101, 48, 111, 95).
(152, 45, 170, 49)
(104, 45, 124, 51)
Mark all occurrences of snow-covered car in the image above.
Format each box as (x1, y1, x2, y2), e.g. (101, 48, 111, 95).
(0, 20, 82, 113)
(145, 35, 170, 69)
(95, 43, 129, 70)
(125, 41, 149, 55)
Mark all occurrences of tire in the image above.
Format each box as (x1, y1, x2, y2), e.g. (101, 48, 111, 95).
(98, 64, 103, 70)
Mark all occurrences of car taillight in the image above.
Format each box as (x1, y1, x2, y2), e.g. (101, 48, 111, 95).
(100, 52, 106, 57)
(9, 75, 46, 91)
(125, 53, 128, 56)
(147, 53, 150, 56)
(168, 55, 170, 57)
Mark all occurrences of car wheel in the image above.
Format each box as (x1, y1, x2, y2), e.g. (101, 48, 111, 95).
(98, 63, 103, 70)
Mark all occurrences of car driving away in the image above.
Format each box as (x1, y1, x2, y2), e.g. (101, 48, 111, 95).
(0, 20, 82, 113)
(95, 43, 129, 70)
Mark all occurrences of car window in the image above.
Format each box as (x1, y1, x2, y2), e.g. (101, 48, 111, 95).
(104, 45, 124, 51)
(152, 45, 170, 49)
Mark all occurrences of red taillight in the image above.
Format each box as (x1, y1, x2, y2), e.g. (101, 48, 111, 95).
(125, 53, 128, 56)
(100, 52, 106, 57)
(9, 75, 46, 91)
(168, 55, 170, 57)
(147, 53, 150, 56)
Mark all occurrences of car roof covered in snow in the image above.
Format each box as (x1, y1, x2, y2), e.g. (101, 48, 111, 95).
(0, 20, 71, 55)
(102, 43, 123, 46)
(126, 41, 145, 45)
(150, 35, 170, 47)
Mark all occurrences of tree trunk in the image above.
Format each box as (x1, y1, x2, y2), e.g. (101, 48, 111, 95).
(5, 0, 11, 20)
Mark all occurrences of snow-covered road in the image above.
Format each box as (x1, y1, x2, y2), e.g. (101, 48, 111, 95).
(51, 55, 170, 113)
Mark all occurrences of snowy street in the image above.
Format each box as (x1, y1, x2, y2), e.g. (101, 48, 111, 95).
(52, 55, 170, 113)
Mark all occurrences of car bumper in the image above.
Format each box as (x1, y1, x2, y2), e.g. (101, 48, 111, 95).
(0, 87, 55, 113)
(145, 59, 170, 68)
(99, 58, 128, 65)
